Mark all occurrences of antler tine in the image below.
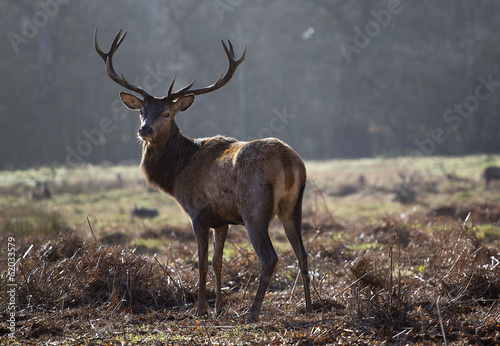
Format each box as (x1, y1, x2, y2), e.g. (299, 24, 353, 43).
(94, 28, 108, 62)
(167, 75, 177, 96)
(166, 75, 197, 100)
(224, 39, 236, 59)
(166, 39, 246, 100)
(188, 39, 246, 96)
(94, 28, 150, 99)
(223, 39, 247, 65)
(94, 28, 124, 64)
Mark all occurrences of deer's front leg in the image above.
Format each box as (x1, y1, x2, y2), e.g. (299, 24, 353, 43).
(192, 219, 210, 317)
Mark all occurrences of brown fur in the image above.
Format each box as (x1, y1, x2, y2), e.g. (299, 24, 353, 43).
(95, 31, 311, 322)
(137, 107, 311, 322)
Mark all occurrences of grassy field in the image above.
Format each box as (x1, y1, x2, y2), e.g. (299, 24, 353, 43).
(1, 155, 499, 344)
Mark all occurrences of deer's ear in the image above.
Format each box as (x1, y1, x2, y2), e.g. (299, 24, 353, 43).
(119, 92, 144, 110)
(172, 94, 195, 113)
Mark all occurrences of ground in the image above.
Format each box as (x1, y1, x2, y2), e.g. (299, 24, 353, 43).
(1, 155, 499, 345)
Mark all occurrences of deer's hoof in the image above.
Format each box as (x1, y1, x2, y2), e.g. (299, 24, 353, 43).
(247, 313, 259, 323)
(195, 309, 207, 318)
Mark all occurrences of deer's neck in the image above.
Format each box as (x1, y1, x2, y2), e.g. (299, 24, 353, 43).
(140, 122, 197, 195)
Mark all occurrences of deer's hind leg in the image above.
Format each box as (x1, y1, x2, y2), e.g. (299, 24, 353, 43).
(239, 182, 278, 322)
(277, 186, 312, 314)
(244, 220, 278, 322)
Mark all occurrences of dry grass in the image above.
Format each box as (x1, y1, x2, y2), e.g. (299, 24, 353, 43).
(1, 157, 499, 344)
(1, 205, 499, 344)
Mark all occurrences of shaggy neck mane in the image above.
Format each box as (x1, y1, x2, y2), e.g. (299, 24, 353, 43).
(140, 120, 197, 195)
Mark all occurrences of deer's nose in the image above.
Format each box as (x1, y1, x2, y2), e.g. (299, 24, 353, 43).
(139, 126, 155, 139)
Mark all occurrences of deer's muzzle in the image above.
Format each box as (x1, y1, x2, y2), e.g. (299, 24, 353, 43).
(138, 125, 156, 141)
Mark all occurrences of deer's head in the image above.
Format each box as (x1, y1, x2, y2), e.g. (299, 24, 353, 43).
(119, 92, 194, 143)
(94, 29, 246, 143)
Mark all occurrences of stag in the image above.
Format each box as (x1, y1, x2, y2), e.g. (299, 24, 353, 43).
(94, 29, 312, 322)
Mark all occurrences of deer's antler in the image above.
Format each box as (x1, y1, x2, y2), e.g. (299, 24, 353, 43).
(94, 28, 150, 99)
(166, 40, 246, 100)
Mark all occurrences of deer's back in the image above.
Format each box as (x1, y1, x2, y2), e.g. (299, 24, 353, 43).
(174, 136, 306, 225)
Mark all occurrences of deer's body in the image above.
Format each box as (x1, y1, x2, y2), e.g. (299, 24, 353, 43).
(141, 122, 309, 321)
(95, 29, 312, 322)
(142, 127, 305, 228)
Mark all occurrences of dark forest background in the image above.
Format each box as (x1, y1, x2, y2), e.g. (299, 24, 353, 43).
(1, 0, 500, 169)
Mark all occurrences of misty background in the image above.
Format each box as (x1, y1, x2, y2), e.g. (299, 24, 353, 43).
(1, 0, 500, 170)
